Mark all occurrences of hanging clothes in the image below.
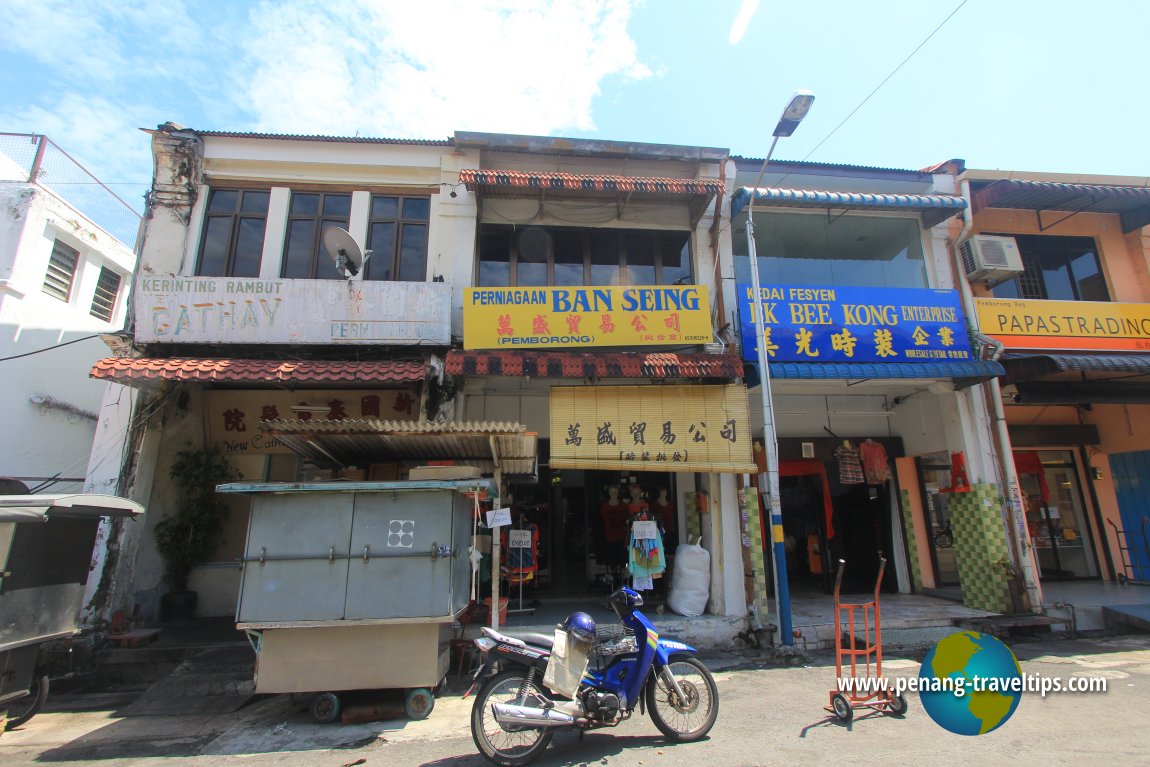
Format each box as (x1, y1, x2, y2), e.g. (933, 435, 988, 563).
(833, 441, 865, 485)
(859, 439, 891, 485)
(628, 511, 666, 583)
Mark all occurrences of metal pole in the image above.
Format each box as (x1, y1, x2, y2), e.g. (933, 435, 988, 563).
(745, 137, 794, 646)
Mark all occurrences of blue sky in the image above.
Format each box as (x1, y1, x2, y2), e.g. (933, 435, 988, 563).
(3, 0, 1148, 215)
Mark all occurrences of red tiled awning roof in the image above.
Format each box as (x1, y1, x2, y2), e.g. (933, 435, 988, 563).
(445, 350, 742, 379)
(459, 169, 724, 196)
(90, 357, 427, 385)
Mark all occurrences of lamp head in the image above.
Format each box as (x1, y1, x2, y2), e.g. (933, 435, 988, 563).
(772, 90, 815, 137)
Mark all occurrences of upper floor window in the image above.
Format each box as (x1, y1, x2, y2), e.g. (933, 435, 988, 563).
(735, 211, 927, 289)
(43, 240, 79, 302)
(990, 234, 1109, 302)
(365, 195, 430, 281)
(282, 192, 351, 279)
(477, 225, 692, 287)
(90, 266, 123, 322)
(196, 189, 269, 277)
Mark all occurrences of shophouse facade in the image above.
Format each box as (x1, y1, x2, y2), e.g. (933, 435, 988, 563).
(728, 157, 1020, 615)
(963, 169, 1150, 587)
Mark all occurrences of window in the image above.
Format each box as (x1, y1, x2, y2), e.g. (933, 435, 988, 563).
(90, 266, 122, 321)
(735, 212, 927, 289)
(990, 234, 1109, 302)
(196, 189, 269, 277)
(43, 240, 79, 302)
(365, 196, 430, 281)
(476, 224, 693, 287)
(281, 192, 351, 279)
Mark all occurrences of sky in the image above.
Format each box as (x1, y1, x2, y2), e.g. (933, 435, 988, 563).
(2, 0, 1148, 216)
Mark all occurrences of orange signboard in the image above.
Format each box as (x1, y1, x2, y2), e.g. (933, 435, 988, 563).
(975, 298, 1150, 352)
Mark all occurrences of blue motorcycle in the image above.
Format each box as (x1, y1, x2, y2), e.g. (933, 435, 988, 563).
(466, 587, 719, 766)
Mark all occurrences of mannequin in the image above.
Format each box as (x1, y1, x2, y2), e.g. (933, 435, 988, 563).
(599, 485, 628, 573)
(651, 486, 676, 542)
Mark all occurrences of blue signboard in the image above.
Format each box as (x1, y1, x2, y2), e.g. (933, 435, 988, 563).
(736, 284, 973, 363)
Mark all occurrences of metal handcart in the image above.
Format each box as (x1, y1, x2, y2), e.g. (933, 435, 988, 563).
(1106, 516, 1150, 585)
(825, 556, 907, 722)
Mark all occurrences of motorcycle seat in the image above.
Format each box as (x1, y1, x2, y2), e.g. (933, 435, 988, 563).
(503, 631, 555, 650)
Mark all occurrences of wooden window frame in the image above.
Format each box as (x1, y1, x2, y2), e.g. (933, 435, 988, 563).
(281, 191, 352, 280)
(43, 239, 80, 302)
(89, 266, 123, 322)
(364, 195, 431, 282)
(195, 188, 271, 277)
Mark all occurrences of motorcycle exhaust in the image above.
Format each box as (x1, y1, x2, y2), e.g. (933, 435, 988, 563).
(492, 703, 578, 728)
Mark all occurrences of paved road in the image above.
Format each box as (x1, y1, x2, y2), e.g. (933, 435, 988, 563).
(2, 635, 1148, 766)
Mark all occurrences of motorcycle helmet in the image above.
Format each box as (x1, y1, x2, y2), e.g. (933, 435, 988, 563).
(562, 611, 597, 645)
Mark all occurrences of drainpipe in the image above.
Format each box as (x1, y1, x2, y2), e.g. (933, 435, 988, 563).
(953, 178, 1043, 614)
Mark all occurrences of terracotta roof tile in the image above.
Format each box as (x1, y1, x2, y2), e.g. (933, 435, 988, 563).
(444, 350, 742, 379)
(459, 169, 723, 196)
(90, 357, 427, 385)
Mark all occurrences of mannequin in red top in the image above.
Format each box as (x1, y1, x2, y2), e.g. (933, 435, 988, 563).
(599, 485, 628, 570)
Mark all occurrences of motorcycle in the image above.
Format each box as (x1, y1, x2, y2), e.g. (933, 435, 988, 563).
(466, 586, 719, 766)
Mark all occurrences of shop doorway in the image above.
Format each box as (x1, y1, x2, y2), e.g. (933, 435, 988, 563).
(1015, 450, 1100, 580)
(916, 455, 961, 588)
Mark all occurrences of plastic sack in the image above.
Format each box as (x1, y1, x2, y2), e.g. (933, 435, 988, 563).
(666, 539, 711, 617)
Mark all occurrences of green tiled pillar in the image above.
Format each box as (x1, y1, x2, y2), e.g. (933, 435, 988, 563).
(899, 488, 924, 591)
(744, 487, 771, 612)
(684, 492, 702, 544)
(948, 483, 1014, 613)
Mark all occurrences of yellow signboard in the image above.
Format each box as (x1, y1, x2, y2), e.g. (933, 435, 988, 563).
(463, 285, 712, 349)
(550, 385, 755, 472)
(976, 298, 1150, 352)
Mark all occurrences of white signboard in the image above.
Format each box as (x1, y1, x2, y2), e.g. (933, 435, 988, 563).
(508, 529, 532, 548)
(135, 277, 451, 345)
(632, 520, 659, 540)
(486, 508, 512, 528)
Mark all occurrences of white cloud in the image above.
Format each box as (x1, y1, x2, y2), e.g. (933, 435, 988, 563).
(729, 0, 759, 45)
(235, 0, 651, 137)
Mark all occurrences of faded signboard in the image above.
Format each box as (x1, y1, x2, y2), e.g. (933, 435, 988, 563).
(136, 277, 451, 345)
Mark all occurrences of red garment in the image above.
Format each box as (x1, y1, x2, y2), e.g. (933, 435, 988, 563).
(600, 500, 628, 543)
(858, 439, 891, 485)
(1012, 451, 1050, 501)
(778, 459, 837, 540)
(652, 498, 677, 538)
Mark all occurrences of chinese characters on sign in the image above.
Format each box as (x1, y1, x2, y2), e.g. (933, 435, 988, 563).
(550, 385, 755, 472)
(737, 284, 973, 363)
(463, 285, 713, 349)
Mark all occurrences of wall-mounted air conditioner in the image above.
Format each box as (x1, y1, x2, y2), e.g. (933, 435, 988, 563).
(959, 235, 1024, 283)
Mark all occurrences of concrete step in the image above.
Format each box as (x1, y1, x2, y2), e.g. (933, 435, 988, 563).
(1103, 604, 1150, 633)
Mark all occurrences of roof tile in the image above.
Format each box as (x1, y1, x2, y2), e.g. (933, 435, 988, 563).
(90, 357, 427, 385)
(460, 169, 723, 196)
(444, 350, 741, 379)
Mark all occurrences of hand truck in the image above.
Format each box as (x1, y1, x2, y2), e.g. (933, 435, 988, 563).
(825, 555, 907, 722)
(1106, 516, 1150, 585)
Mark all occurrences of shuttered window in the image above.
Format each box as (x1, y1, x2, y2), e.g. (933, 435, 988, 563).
(43, 240, 79, 302)
(90, 266, 123, 322)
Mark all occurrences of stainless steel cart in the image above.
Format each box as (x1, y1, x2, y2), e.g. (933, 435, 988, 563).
(218, 479, 492, 722)
(0, 494, 144, 730)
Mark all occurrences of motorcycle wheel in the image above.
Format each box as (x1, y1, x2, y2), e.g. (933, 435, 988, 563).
(646, 657, 719, 742)
(5, 674, 49, 731)
(470, 669, 554, 767)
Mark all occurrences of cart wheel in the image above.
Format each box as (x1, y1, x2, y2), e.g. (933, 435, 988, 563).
(4, 674, 49, 731)
(830, 693, 854, 722)
(404, 687, 435, 720)
(309, 692, 342, 724)
(886, 692, 908, 716)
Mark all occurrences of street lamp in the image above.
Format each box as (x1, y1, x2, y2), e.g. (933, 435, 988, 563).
(745, 90, 814, 649)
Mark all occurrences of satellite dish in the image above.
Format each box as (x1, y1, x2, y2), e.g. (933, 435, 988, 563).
(322, 226, 371, 278)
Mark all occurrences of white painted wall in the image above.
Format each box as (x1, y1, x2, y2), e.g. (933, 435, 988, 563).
(0, 183, 135, 492)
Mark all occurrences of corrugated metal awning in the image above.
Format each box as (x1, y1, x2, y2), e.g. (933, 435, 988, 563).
(445, 350, 743, 379)
(731, 186, 968, 227)
(747, 359, 1004, 389)
(258, 419, 538, 477)
(0, 494, 144, 523)
(1000, 353, 1150, 385)
(972, 179, 1150, 233)
(90, 357, 428, 386)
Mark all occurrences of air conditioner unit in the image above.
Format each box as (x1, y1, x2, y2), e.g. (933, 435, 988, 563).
(959, 235, 1024, 283)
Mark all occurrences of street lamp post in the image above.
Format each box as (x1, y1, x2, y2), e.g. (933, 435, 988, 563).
(745, 91, 815, 648)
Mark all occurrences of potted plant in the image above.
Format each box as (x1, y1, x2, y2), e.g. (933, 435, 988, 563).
(154, 445, 236, 621)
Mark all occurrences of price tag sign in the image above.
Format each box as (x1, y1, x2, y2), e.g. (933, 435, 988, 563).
(486, 507, 512, 528)
(632, 520, 658, 540)
(509, 529, 532, 548)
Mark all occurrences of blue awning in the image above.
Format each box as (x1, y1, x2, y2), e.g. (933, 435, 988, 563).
(744, 359, 1004, 389)
(731, 186, 968, 227)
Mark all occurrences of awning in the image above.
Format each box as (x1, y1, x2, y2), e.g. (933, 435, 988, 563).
(90, 357, 428, 386)
(459, 168, 723, 226)
(445, 350, 744, 379)
(0, 494, 144, 524)
(746, 359, 1004, 388)
(1000, 353, 1150, 404)
(971, 179, 1150, 233)
(731, 187, 968, 227)
(258, 419, 538, 477)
